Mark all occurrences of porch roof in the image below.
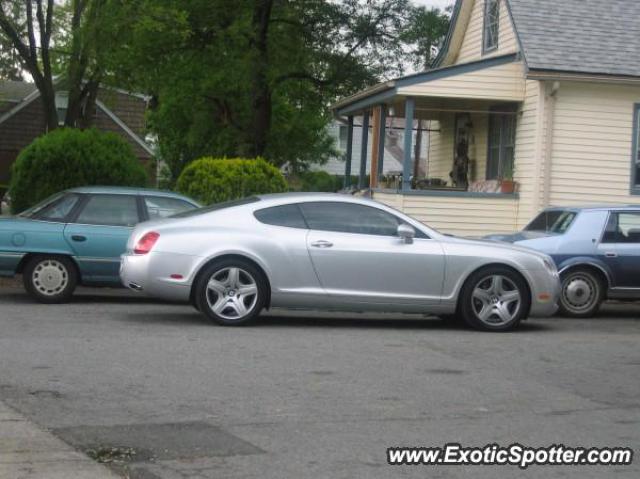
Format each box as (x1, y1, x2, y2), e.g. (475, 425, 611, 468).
(332, 53, 520, 117)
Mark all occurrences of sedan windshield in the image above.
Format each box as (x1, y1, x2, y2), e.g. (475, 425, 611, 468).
(525, 210, 577, 234)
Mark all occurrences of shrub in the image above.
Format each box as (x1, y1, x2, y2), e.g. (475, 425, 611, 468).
(9, 128, 148, 213)
(288, 171, 340, 193)
(176, 157, 288, 205)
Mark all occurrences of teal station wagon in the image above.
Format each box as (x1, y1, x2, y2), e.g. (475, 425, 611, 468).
(0, 187, 200, 303)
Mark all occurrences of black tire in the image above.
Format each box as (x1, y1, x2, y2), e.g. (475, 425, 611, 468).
(558, 268, 605, 318)
(459, 266, 530, 332)
(23, 255, 78, 304)
(194, 258, 267, 326)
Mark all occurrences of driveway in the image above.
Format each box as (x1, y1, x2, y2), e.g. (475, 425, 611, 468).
(0, 285, 638, 478)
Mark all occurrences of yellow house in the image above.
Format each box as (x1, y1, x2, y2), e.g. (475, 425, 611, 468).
(332, 0, 640, 236)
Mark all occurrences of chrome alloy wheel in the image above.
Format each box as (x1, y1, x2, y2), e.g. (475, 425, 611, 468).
(205, 267, 258, 321)
(32, 259, 69, 297)
(562, 273, 597, 314)
(471, 274, 522, 326)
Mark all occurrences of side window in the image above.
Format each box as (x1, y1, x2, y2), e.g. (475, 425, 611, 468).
(254, 204, 307, 229)
(299, 202, 428, 238)
(75, 195, 140, 227)
(144, 196, 196, 219)
(35, 194, 79, 222)
(602, 212, 640, 244)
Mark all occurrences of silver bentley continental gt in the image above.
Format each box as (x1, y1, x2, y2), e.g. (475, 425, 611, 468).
(120, 193, 560, 331)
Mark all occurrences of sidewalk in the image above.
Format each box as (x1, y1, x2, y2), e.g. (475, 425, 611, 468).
(0, 400, 119, 479)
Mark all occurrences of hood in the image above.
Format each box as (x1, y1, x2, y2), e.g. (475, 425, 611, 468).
(483, 231, 554, 244)
(447, 235, 553, 262)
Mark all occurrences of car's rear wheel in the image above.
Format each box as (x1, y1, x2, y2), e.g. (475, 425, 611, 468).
(460, 266, 530, 331)
(558, 268, 604, 318)
(194, 259, 267, 326)
(23, 255, 77, 304)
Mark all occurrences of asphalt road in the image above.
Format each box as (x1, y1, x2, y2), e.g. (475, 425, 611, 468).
(0, 285, 639, 479)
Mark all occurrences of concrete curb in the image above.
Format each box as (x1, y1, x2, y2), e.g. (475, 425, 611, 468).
(0, 400, 119, 479)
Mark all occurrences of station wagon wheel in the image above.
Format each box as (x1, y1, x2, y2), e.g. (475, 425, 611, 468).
(195, 259, 267, 326)
(558, 268, 604, 318)
(460, 266, 530, 332)
(23, 255, 78, 304)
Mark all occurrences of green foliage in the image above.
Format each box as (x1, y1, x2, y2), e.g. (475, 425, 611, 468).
(289, 171, 342, 193)
(401, 5, 452, 70)
(176, 157, 288, 205)
(9, 128, 147, 213)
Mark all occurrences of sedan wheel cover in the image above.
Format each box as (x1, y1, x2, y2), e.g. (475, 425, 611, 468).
(471, 275, 521, 326)
(33, 260, 68, 296)
(206, 267, 258, 320)
(562, 274, 597, 313)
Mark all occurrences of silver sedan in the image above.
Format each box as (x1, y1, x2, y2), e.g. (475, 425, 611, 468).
(120, 193, 560, 331)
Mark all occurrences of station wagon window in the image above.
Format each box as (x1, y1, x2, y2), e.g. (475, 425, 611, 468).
(633, 104, 640, 192)
(602, 212, 640, 243)
(144, 196, 196, 219)
(483, 0, 500, 54)
(525, 210, 577, 234)
(254, 204, 307, 229)
(298, 202, 428, 239)
(75, 194, 139, 227)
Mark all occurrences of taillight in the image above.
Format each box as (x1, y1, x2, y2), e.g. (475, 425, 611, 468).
(134, 231, 160, 255)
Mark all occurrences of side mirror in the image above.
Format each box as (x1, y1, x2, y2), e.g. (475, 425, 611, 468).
(397, 224, 415, 244)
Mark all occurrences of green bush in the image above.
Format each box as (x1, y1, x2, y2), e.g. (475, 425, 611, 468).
(176, 157, 288, 205)
(9, 128, 148, 213)
(289, 171, 340, 192)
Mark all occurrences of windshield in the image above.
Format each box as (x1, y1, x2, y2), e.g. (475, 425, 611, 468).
(525, 210, 577, 234)
(17, 193, 65, 218)
(170, 196, 260, 218)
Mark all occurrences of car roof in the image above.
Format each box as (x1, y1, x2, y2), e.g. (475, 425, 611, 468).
(64, 186, 197, 202)
(257, 192, 377, 205)
(544, 205, 640, 212)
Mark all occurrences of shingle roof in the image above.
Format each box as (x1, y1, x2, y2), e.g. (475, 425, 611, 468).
(0, 80, 37, 102)
(507, 0, 640, 77)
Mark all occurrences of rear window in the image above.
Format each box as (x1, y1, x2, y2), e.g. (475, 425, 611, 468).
(525, 210, 577, 234)
(254, 204, 307, 229)
(171, 197, 260, 218)
(20, 193, 80, 222)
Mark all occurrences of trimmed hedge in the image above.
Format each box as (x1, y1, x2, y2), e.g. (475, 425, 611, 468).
(9, 128, 147, 213)
(176, 157, 287, 205)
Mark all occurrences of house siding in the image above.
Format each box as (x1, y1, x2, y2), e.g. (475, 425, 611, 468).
(397, 61, 526, 102)
(548, 82, 640, 206)
(455, 0, 519, 65)
(374, 191, 518, 236)
(513, 79, 543, 228)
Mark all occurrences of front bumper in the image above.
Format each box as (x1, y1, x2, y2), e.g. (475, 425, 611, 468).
(120, 252, 200, 303)
(527, 268, 561, 317)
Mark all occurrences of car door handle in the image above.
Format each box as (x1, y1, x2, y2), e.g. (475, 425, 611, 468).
(71, 235, 87, 242)
(605, 252, 618, 258)
(311, 240, 333, 248)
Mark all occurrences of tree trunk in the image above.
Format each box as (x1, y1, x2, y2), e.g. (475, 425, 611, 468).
(250, 0, 274, 157)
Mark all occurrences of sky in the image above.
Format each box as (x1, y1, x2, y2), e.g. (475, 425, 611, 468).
(412, 0, 456, 9)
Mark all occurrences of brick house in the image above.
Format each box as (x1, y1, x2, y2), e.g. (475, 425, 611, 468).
(0, 80, 155, 186)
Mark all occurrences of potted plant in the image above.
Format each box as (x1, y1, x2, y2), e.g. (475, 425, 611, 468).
(499, 162, 517, 194)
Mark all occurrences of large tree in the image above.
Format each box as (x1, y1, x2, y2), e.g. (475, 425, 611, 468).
(0, 0, 110, 129)
(108, 0, 421, 183)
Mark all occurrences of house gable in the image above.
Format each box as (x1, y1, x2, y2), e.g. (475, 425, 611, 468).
(436, 0, 520, 68)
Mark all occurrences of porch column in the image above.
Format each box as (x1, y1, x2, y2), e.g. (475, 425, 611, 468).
(344, 115, 354, 188)
(370, 107, 381, 189)
(359, 111, 370, 189)
(402, 97, 415, 191)
(377, 105, 387, 180)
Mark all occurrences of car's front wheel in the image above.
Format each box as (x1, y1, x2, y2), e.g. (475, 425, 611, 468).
(23, 255, 78, 304)
(460, 266, 530, 331)
(558, 268, 604, 318)
(194, 259, 267, 326)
